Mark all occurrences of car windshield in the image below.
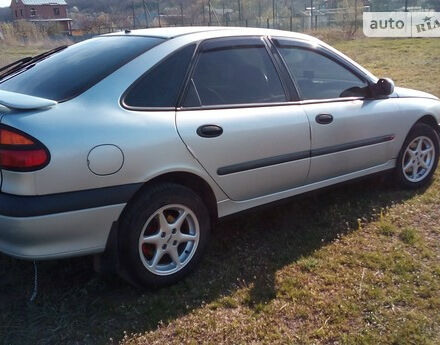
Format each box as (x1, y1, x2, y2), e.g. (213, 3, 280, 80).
(0, 36, 165, 102)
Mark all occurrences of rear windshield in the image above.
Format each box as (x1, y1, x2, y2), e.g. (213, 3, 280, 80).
(0, 36, 165, 102)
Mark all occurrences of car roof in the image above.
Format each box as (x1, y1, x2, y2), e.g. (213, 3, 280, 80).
(104, 26, 318, 42)
(103, 26, 377, 82)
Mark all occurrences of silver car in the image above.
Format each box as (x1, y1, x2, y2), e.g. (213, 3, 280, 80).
(0, 27, 439, 287)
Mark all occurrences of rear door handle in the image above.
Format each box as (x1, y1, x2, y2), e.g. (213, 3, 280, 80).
(315, 114, 334, 125)
(197, 125, 223, 138)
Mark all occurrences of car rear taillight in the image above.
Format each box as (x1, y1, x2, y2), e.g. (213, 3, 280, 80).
(0, 125, 50, 171)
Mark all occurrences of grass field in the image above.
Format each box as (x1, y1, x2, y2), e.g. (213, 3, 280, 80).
(0, 37, 440, 345)
(0, 46, 50, 70)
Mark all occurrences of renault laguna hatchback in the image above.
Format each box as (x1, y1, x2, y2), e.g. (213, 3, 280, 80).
(0, 27, 439, 287)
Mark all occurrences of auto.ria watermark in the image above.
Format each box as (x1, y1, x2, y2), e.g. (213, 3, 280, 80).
(363, 12, 440, 37)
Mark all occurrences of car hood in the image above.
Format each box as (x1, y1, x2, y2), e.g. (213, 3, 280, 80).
(394, 87, 439, 100)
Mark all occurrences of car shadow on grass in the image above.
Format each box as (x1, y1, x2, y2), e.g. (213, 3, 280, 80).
(0, 175, 424, 345)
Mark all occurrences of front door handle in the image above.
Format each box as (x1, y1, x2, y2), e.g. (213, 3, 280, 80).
(197, 125, 223, 138)
(316, 114, 334, 125)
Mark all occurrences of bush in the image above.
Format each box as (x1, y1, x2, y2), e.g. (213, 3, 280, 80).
(0, 21, 47, 44)
(0, 21, 72, 48)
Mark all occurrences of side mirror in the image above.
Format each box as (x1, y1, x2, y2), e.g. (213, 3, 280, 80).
(372, 78, 395, 97)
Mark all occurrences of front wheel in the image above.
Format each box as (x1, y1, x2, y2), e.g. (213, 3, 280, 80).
(396, 123, 440, 189)
(119, 183, 211, 288)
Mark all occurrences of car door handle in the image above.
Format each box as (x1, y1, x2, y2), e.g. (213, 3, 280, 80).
(197, 125, 223, 138)
(315, 114, 334, 125)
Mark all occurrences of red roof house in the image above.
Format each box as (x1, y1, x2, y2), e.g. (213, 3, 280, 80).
(10, 0, 72, 34)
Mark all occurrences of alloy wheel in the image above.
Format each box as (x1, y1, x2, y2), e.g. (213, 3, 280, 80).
(402, 136, 435, 183)
(138, 204, 200, 276)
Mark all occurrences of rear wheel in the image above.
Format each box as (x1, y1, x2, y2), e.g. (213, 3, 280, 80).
(396, 123, 439, 189)
(119, 183, 210, 288)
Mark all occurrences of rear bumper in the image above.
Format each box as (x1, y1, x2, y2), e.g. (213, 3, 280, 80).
(0, 184, 141, 259)
(0, 204, 125, 260)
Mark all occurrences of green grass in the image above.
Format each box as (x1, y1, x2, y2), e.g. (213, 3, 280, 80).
(399, 227, 419, 245)
(1, 37, 440, 345)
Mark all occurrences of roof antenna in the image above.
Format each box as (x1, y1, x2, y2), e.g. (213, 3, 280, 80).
(29, 261, 38, 302)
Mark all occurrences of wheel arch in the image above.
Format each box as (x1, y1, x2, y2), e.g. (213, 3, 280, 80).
(415, 114, 440, 136)
(123, 171, 219, 224)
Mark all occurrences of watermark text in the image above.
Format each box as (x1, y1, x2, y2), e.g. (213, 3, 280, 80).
(363, 12, 440, 37)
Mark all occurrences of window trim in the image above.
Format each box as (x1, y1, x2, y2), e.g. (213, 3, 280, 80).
(263, 36, 299, 102)
(178, 96, 365, 112)
(177, 35, 291, 109)
(199, 36, 266, 52)
(271, 37, 374, 102)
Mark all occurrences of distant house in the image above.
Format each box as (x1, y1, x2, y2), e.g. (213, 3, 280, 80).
(10, 0, 72, 35)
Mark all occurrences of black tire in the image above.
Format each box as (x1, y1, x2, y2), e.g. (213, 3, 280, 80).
(118, 183, 211, 288)
(395, 123, 440, 189)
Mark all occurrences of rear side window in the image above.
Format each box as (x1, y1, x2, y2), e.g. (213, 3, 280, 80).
(124, 44, 196, 108)
(0, 36, 164, 102)
(277, 47, 368, 100)
(183, 43, 286, 107)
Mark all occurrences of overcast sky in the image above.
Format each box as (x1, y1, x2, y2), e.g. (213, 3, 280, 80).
(0, 0, 10, 8)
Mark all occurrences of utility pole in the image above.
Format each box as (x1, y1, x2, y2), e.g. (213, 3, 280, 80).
(202, 0, 206, 24)
(238, 0, 242, 22)
(310, 0, 313, 30)
(355, 0, 358, 33)
(142, 0, 149, 28)
(132, 2, 136, 29)
(272, 0, 275, 27)
(157, 1, 161, 27)
(405, 0, 409, 12)
(180, 3, 184, 25)
(208, 0, 212, 24)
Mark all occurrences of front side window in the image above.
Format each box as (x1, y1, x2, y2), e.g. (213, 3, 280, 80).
(0, 36, 164, 102)
(124, 44, 196, 108)
(183, 41, 286, 107)
(277, 46, 368, 100)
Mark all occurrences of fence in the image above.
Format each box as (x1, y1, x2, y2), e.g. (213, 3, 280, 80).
(71, 1, 372, 37)
(91, 11, 364, 36)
